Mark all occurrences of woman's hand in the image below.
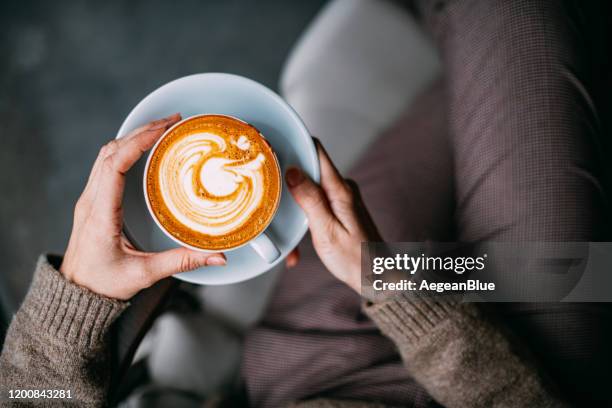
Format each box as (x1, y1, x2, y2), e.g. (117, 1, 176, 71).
(285, 140, 381, 293)
(60, 114, 226, 300)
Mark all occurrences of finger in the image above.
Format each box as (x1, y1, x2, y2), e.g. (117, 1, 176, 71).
(96, 114, 180, 177)
(111, 126, 170, 174)
(81, 114, 181, 203)
(96, 125, 171, 215)
(345, 178, 382, 239)
(121, 113, 181, 143)
(314, 139, 352, 204)
(286, 167, 339, 235)
(79, 142, 118, 206)
(111, 113, 181, 165)
(144, 248, 226, 281)
(286, 247, 300, 268)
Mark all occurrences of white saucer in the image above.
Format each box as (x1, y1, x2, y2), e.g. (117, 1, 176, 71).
(117, 73, 319, 285)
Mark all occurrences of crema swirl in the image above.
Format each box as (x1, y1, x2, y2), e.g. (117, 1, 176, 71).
(146, 115, 281, 250)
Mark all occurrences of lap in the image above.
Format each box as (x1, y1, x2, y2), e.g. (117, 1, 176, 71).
(418, 0, 608, 241)
(242, 82, 451, 408)
(246, 0, 612, 405)
(419, 0, 612, 404)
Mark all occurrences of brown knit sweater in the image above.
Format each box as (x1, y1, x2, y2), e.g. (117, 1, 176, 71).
(0, 255, 567, 407)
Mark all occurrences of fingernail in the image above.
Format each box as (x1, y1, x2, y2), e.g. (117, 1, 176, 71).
(150, 115, 180, 131)
(151, 120, 171, 130)
(286, 167, 304, 187)
(206, 256, 226, 266)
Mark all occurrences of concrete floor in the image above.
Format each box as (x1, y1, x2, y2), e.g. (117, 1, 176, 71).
(0, 0, 326, 315)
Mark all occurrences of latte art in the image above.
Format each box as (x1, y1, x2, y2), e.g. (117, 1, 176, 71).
(146, 115, 281, 250)
(160, 132, 266, 236)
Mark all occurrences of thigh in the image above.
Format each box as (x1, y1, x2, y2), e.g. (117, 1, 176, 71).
(348, 79, 455, 243)
(242, 82, 453, 408)
(418, 0, 612, 404)
(419, 0, 608, 242)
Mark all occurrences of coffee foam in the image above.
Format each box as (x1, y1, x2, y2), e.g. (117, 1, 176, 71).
(146, 115, 281, 250)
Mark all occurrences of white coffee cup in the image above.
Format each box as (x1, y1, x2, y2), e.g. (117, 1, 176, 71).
(142, 113, 282, 263)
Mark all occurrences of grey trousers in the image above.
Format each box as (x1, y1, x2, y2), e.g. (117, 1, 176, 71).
(242, 0, 612, 406)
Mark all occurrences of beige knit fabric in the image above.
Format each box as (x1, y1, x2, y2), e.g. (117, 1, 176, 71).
(363, 295, 568, 408)
(0, 255, 128, 406)
(0, 257, 566, 407)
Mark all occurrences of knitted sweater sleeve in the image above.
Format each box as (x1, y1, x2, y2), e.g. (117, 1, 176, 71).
(0, 255, 128, 407)
(363, 294, 568, 408)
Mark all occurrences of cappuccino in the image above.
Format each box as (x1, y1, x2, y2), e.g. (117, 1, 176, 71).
(145, 115, 281, 251)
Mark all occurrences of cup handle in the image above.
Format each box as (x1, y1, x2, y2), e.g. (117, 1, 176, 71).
(250, 232, 281, 263)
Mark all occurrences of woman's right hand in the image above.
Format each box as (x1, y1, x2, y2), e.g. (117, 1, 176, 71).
(285, 140, 381, 294)
(60, 114, 226, 301)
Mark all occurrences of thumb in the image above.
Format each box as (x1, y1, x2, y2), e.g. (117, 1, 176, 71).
(145, 247, 226, 280)
(286, 167, 336, 235)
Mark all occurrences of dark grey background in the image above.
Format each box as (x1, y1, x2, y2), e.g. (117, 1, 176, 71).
(0, 0, 326, 318)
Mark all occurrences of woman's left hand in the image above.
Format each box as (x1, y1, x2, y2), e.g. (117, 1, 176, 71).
(285, 140, 381, 293)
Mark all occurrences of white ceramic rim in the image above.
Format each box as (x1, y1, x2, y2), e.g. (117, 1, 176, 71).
(142, 113, 283, 253)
